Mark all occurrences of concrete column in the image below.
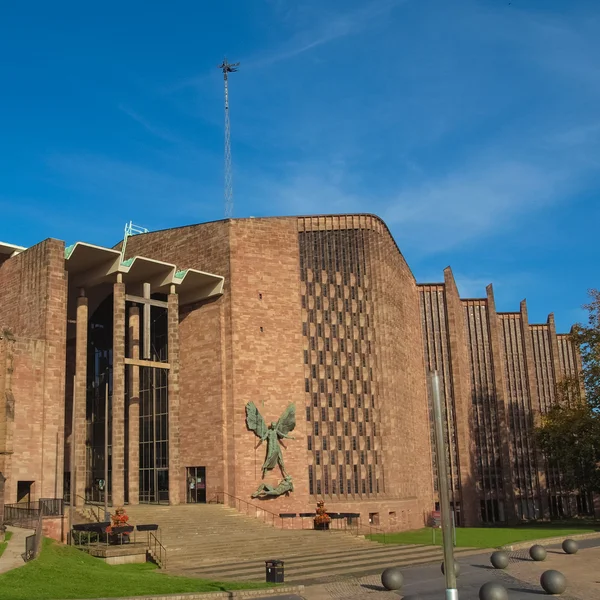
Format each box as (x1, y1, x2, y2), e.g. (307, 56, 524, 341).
(112, 279, 126, 506)
(547, 314, 562, 388)
(0, 339, 14, 487)
(74, 292, 88, 505)
(167, 289, 181, 505)
(443, 268, 479, 526)
(0, 472, 5, 532)
(572, 327, 586, 398)
(127, 306, 140, 505)
(0, 338, 16, 503)
(486, 285, 518, 524)
(520, 300, 550, 519)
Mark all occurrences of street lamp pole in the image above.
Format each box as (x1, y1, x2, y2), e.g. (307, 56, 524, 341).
(104, 381, 109, 522)
(69, 374, 76, 543)
(431, 371, 458, 600)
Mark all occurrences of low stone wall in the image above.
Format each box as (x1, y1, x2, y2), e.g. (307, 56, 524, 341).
(42, 516, 67, 543)
(501, 531, 600, 551)
(70, 586, 304, 600)
(87, 542, 148, 565)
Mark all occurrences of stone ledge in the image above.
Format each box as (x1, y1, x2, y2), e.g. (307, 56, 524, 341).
(500, 531, 600, 551)
(70, 586, 304, 600)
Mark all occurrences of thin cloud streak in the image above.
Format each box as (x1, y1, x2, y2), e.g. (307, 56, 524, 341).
(118, 104, 183, 145)
(169, 0, 406, 92)
(249, 113, 600, 256)
(246, 0, 406, 68)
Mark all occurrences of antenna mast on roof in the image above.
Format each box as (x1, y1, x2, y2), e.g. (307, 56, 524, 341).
(121, 221, 149, 263)
(218, 57, 239, 219)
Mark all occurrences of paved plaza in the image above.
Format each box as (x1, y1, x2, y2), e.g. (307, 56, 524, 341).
(255, 539, 599, 600)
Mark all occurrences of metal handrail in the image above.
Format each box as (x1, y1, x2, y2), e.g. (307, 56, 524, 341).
(24, 513, 43, 562)
(5, 498, 64, 523)
(213, 491, 284, 528)
(357, 521, 388, 543)
(70, 495, 103, 522)
(148, 531, 167, 569)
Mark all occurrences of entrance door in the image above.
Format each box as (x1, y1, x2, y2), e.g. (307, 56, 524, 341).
(157, 470, 169, 503)
(186, 467, 206, 503)
(17, 481, 33, 504)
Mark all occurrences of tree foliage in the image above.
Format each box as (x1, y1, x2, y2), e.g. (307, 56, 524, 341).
(535, 289, 600, 494)
(536, 398, 600, 494)
(571, 288, 600, 410)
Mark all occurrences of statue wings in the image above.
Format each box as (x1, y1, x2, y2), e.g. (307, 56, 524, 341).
(245, 402, 296, 438)
(276, 404, 296, 436)
(246, 402, 268, 440)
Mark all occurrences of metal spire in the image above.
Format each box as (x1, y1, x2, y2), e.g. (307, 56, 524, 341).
(218, 58, 239, 219)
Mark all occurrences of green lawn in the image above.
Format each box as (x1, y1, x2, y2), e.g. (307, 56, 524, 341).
(0, 538, 273, 600)
(368, 523, 599, 549)
(0, 531, 14, 559)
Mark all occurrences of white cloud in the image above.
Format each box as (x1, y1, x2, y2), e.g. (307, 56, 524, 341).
(382, 159, 568, 253)
(118, 104, 182, 145)
(247, 0, 405, 68)
(246, 133, 593, 255)
(170, 0, 407, 92)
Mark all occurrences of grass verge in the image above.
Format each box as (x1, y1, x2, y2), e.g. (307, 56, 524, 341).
(368, 523, 599, 548)
(0, 538, 273, 600)
(0, 532, 14, 560)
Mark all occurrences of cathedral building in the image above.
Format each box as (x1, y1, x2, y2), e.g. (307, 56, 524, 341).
(0, 214, 589, 531)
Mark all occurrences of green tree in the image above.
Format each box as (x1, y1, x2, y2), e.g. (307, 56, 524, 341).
(571, 288, 600, 410)
(535, 289, 600, 494)
(536, 399, 600, 494)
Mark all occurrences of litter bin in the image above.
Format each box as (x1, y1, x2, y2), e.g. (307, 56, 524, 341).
(265, 559, 284, 583)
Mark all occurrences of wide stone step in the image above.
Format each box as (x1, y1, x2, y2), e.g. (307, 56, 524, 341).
(163, 541, 383, 561)
(163, 543, 372, 558)
(160, 534, 369, 546)
(166, 543, 434, 566)
(167, 548, 478, 582)
(162, 539, 368, 551)
(121, 502, 451, 583)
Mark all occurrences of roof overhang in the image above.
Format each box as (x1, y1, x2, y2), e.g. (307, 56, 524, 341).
(65, 241, 224, 304)
(119, 256, 177, 296)
(65, 242, 121, 288)
(175, 269, 225, 306)
(0, 241, 26, 257)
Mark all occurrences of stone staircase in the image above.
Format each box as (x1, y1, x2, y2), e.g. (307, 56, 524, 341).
(124, 504, 478, 583)
(74, 505, 104, 524)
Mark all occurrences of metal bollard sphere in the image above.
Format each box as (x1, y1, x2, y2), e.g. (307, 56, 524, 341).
(490, 550, 510, 569)
(529, 544, 547, 561)
(562, 538, 579, 554)
(441, 560, 461, 577)
(479, 581, 509, 600)
(540, 569, 567, 595)
(381, 566, 404, 591)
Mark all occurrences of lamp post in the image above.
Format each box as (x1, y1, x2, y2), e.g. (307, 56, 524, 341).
(104, 381, 109, 522)
(70, 374, 76, 542)
(431, 371, 458, 600)
(0, 471, 6, 537)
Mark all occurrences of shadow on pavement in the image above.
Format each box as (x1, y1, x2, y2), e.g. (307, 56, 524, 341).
(360, 583, 386, 592)
(507, 587, 546, 596)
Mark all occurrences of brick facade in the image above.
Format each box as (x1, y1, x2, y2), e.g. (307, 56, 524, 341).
(0, 214, 587, 528)
(417, 274, 586, 524)
(0, 239, 67, 503)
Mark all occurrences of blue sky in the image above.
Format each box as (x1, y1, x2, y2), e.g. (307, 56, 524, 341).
(1, 0, 599, 331)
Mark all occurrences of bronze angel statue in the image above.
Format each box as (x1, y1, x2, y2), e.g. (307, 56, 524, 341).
(245, 402, 296, 479)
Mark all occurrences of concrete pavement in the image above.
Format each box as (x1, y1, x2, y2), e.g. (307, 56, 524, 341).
(0, 526, 33, 574)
